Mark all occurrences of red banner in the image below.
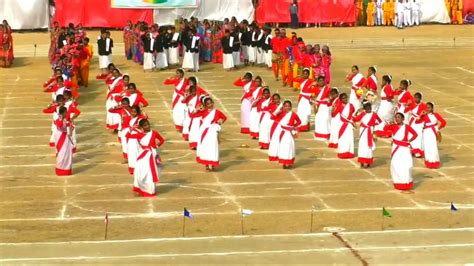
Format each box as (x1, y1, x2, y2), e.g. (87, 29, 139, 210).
(256, 0, 356, 24)
(464, 1, 474, 16)
(53, 0, 153, 28)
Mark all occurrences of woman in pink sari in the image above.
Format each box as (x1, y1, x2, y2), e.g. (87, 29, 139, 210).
(321, 45, 332, 85)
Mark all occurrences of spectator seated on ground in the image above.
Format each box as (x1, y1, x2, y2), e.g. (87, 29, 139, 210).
(464, 11, 474, 24)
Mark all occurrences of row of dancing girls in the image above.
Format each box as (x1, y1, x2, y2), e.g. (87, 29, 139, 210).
(42, 66, 81, 176)
(232, 64, 447, 191)
(233, 72, 301, 169)
(164, 69, 227, 171)
(328, 65, 447, 190)
(97, 64, 166, 197)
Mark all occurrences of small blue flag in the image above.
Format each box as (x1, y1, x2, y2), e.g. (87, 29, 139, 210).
(184, 208, 193, 219)
(450, 202, 458, 211)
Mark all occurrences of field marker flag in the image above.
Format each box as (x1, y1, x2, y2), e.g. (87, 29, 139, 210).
(184, 208, 193, 218)
(182, 208, 192, 237)
(242, 209, 253, 216)
(382, 207, 392, 218)
(450, 202, 458, 211)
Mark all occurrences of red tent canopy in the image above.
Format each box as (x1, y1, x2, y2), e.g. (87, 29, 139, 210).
(53, 0, 153, 28)
(256, 0, 356, 24)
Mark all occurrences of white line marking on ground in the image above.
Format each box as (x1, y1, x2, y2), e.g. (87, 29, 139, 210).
(1, 206, 473, 222)
(456, 67, 474, 74)
(1, 243, 473, 262)
(0, 227, 472, 246)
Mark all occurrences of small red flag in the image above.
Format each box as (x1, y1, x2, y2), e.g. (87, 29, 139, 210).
(104, 213, 109, 225)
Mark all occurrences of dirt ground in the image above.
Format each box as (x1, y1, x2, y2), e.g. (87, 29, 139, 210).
(0, 25, 473, 264)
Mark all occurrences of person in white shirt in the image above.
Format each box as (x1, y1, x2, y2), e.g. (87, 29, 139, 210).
(403, 0, 412, 27)
(376, 0, 384, 26)
(396, 0, 405, 29)
(411, 0, 421, 26)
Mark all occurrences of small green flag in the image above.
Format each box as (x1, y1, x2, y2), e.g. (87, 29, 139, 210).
(382, 207, 392, 218)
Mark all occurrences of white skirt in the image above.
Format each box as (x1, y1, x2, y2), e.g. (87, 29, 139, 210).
(223, 53, 234, 69)
(328, 114, 341, 147)
(256, 48, 264, 64)
(196, 124, 221, 165)
(172, 97, 186, 129)
(268, 124, 282, 160)
(357, 127, 375, 163)
(259, 112, 272, 147)
(168, 47, 179, 65)
(127, 138, 140, 173)
(337, 123, 354, 157)
(314, 104, 331, 140)
(249, 107, 261, 136)
(349, 90, 361, 111)
(182, 109, 190, 138)
(296, 97, 311, 129)
(99, 55, 109, 69)
(182, 51, 194, 69)
(423, 128, 440, 167)
(277, 130, 296, 164)
(188, 116, 200, 148)
(143, 52, 155, 70)
(134, 148, 160, 196)
(265, 50, 272, 67)
(241, 99, 252, 131)
(248, 46, 256, 63)
(155, 52, 168, 69)
(106, 96, 121, 128)
(193, 52, 200, 71)
(119, 128, 128, 158)
(242, 45, 249, 60)
(55, 131, 73, 175)
(233, 51, 241, 66)
(375, 100, 394, 132)
(391, 145, 413, 188)
(50, 120, 56, 146)
(410, 121, 424, 155)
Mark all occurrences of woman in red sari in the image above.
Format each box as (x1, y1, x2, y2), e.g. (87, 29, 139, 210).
(212, 24, 223, 64)
(0, 22, 13, 68)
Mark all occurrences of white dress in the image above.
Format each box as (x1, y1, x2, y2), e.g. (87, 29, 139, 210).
(54, 119, 73, 176)
(390, 124, 416, 190)
(133, 131, 162, 197)
(408, 103, 425, 157)
(249, 87, 264, 137)
(357, 112, 381, 165)
(196, 109, 224, 166)
(337, 103, 355, 159)
(375, 84, 395, 136)
(296, 79, 312, 131)
(277, 112, 300, 165)
(314, 85, 331, 140)
(349, 73, 365, 111)
(105, 77, 123, 129)
(422, 113, 445, 169)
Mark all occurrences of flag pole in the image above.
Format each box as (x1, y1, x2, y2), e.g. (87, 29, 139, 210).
(182, 214, 186, 237)
(241, 209, 244, 235)
(104, 214, 108, 240)
(381, 207, 385, 231)
(449, 202, 453, 228)
(310, 208, 314, 233)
